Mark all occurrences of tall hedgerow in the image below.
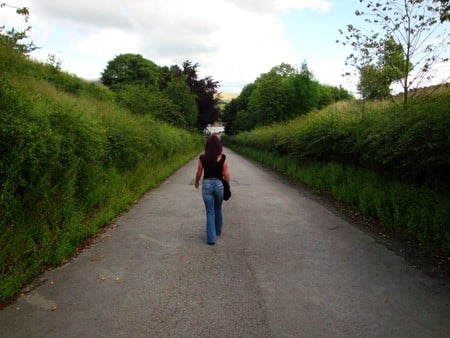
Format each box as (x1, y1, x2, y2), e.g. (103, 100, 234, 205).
(223, 86, 450, 254)
(0, 44, 203, 302)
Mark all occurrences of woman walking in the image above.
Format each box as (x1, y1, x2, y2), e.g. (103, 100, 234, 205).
(195, 135, 230, 245)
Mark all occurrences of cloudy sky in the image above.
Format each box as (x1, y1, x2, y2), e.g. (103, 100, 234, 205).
(2, 0, 449, 94)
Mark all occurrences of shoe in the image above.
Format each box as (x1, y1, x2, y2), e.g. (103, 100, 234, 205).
(207, 242, 216, 245)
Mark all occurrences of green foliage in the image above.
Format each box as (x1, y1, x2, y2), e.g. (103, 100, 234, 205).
(225, 63, 352, 134)
(145, 92, 187, 128)
(0, 44, 203, 302)
(100, 56, 218, 130)
(358, 64, 391, 100)
(357, 38, 412, 100)
(0, 3, 37, 53)
(181, 60, 221, 130)
(435, 0, 450, 22)
(223, 88, 450, 255)
(222, 83, 256, 134)
(0, 45, 114, 102)
(112, 82, 195, 129)
(317, 84, 352, 108)
(113, 83, 156, 114)
(338, 0, 448, 106)
(247, 71, 292, 125)
(44, 69, 83, 95)
(224, 145, 450, 255)
(247, 63, 319, 126)
(101, 53, 160, 90)
(163, 76, 198, 127)
(227, 90, 450, 189)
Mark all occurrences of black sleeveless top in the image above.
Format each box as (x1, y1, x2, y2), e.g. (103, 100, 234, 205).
(200, 154, 226, 179)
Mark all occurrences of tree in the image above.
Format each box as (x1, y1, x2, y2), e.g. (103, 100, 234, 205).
(222, 83, 256, 134)
(100, 55, 218, 130)
(146, 92, 187, 127)
(338, 0, 449, 107)
(290, 63, 320, 114)
(101, 54, 160, 90)
(158, 65, 183, 91)
(181, 60, 220, 130)
(157, 64, 198, 128)
(435, 0, 450, 22)
(270, 62, 298, 77)
(113, 84, 156, 114)
(358, 64, 391, 99)
(317, 85, 353, 108)
(247, 62, 320, 128)
(358, 38, 410, 100)
(226, 62, 350, 134)
(195, 76, 221, 130)
(163, 76, 198, 128)
(247, 71, 289, 126)
(0, 3, 37, 53)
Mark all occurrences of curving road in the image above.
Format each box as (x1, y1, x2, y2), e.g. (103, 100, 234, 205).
(0, 148, 449, 337)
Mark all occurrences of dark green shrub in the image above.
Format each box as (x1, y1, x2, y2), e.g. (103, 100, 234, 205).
(226, 143, 450, 256)
(0, 47, 204, 302)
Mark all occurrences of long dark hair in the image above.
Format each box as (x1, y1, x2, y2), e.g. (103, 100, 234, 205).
(202, 135, 222, 166)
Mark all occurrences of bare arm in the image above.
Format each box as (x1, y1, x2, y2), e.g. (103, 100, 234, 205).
(194, 159, 203, 189)
(223, 160, 230, 185)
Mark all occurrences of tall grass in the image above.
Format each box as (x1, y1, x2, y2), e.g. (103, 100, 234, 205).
(0, 45, 203, 301)
(226, 88, 450, 191)
(223, 88, 450, 256)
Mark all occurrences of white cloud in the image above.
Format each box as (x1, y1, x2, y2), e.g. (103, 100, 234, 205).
(10, 0, 344, 91)
(226, 0, 333, 14)
(6, 0, 444, 94)
(76, 29, 139, 59)
(24, 0, 305, 89)
(309, 57, 358, 94)
(32, 0, 133, 30)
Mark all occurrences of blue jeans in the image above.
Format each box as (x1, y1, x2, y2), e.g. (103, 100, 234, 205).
(201, 179, 224, 244)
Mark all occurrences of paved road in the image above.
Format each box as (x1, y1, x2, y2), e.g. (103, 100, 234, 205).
(0, 148, 449, 337)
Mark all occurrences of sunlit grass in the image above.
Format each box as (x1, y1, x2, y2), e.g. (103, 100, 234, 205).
(0, 45, 203, 302)
(223, 89, 450, 257)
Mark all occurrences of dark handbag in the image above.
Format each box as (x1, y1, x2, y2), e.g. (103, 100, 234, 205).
(222, 179, 231, 201)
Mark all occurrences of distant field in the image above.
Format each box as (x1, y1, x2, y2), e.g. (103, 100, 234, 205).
(217, 92, 240, 102)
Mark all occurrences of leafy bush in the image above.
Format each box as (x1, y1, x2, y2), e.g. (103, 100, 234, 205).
(0, 44, 203, 302)
(223, 63, 353, 133)
(226, 145, 450, 255)
(227, 88, 450, 190)
(223, 87, 450, 256)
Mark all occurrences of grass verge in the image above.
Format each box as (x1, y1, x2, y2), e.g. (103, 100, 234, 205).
(227, 144, 450, 259)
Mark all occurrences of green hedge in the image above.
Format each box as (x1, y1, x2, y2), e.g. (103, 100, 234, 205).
(0, 46, 203, 301)
(226, 92, 450, 191)
(223, 91, 450, 256)
(227, 145, 450, 256)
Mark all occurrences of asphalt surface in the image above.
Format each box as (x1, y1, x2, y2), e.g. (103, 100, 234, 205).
(0, 148, 449, 337)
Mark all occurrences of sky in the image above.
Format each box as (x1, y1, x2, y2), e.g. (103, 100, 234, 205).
(1, 0, 449, 95)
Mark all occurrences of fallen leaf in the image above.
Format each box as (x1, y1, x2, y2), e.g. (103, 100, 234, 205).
(99, 275, 107, 281)
(89, 256, 104, 262)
